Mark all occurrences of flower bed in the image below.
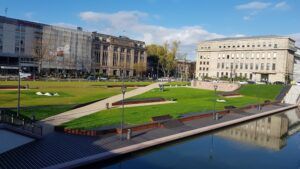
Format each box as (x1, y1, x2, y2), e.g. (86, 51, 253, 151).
(112, 97, 166, 106)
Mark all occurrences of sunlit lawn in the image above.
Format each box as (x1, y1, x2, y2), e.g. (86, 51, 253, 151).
(62, 84, 283, 129)
(0, 81, 152, 120)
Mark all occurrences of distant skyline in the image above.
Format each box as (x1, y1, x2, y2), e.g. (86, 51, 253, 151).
(0, 0, 299, 60)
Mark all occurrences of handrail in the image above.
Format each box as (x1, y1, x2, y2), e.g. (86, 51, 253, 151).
(0, 110, 43, 137)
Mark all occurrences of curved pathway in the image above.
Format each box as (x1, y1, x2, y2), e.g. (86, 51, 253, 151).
(41, 82, 165, 128)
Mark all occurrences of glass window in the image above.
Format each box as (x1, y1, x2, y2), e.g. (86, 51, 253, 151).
(261, 63, 264, 70)
(266, 63, 270, 70)
(272, 63, 276, 70)
(273, 53, 277, 59)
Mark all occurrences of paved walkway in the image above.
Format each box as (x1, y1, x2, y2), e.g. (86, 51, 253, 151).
(41, 82, 165, 127)
(0, 103, 296, 169)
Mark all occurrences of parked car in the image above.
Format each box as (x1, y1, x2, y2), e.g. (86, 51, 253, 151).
(99, 77, 108, 81)
(247, 80, 255, 84)
(86, 76, 97, 81)
(273, 81, 284, 85)
(296, 81, 300, 86)
(238, 81, 248, 85)
(256, 81, 267, 85)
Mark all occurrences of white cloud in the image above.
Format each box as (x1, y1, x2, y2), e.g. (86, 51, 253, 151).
(236, 1, 272, 10)
(79, 11, 224, 60)
(274, 1, 290, 10)
(24, 12, 34, 19)
(52, 22, 78, 29)
(290, 33, 300, 47)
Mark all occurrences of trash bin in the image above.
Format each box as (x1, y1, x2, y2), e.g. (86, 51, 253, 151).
(127, 129, 132, 140)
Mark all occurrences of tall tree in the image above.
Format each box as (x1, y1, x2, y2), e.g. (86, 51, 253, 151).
(146, 41, 179, 77)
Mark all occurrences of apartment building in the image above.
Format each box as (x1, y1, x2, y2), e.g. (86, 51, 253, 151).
(176, 59, 196, 80)
(196, 36, 297, 83)
(0, 16, 43, 74)
(0, 16, 147, 77)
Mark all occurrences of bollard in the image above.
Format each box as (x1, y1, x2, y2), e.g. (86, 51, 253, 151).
(215, 113, 219, 120)
(127, 128, 132, 140)
(11, 114, 14, 124)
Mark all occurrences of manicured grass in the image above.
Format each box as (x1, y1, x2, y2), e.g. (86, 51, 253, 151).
(62, 85, 283, 129)
(0, 81, 152, 120)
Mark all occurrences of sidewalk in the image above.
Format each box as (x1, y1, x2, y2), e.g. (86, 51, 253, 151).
(41, 82, 165, 127)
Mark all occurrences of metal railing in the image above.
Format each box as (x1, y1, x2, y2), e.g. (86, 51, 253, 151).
(0, 110, 43, 137)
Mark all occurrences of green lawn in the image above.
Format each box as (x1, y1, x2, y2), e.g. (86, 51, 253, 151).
(62, 84, 283, 129)
(0, 81, 152, 120)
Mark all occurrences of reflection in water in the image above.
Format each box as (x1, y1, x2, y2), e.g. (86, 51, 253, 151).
(89, 109, 300, 169)
(216, 108, 300, 150)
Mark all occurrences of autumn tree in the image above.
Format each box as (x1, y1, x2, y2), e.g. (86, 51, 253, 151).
(146, 41, 179, 77)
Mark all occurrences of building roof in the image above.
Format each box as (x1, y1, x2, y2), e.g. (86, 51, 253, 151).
(205, 35, 295, 42)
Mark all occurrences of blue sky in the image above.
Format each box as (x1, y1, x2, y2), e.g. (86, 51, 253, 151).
(0, 0, 299, 59)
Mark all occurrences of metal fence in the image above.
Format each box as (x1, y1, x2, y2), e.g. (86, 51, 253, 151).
(0, 110, 43, 137)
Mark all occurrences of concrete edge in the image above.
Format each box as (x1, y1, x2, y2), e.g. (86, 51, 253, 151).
(43, 104, 298, 169)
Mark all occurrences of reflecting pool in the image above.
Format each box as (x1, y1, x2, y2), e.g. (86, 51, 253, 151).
(90, 108, 300, 169)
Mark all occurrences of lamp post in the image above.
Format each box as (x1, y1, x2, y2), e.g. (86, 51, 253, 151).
(213, 84, 218, 120)
(120, 72, 126, 140)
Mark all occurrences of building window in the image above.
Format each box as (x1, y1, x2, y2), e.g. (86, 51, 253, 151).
(219, 46, 221, 48)
(255, 63, 259, 70)
(227, 55, 230, 59)
(217, 72, 219, 77)
(200, 61, 202, 65)
(113, 52, 118, 66)
(200, 56, 203, 59)
(217, 63, 220, 68)
(235, 63, 238, 69)
(261, 63, 264, 70)
(272, 63, 276, 70)
(245, 63, 248, 69)
(274, 44, 278, 48)
(250, 63, 253, 70)
(273, 53, 277, 59)
(240, 63, 243, 69)
(266, 63, 270, 70)
(199, 67, 202, 70)
(221, 63, 224, 69)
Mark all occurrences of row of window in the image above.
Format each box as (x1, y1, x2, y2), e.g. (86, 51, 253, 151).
(216, 72, 253, 79)
(199, 61, 209, 65)
(215, 62, 276, 71)
(200, 43, 278, 50)
(217, 53, 277, 60)
(199, 67, 209, 71)
(199, 52, 278, 60)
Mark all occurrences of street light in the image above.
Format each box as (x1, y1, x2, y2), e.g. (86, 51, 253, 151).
(120, 72, 127, 140)
(213, 84, 218, 120)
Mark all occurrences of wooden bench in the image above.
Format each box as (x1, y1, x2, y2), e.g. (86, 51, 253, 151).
(151, 115, 172, 122)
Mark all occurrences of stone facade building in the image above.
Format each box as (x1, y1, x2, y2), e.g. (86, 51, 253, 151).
(176, 59, 196, 80)
(91, 32, 147, 77)
(196, 36, 297, 83)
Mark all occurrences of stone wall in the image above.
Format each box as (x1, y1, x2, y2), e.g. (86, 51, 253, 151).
(191, 80, 240, 92)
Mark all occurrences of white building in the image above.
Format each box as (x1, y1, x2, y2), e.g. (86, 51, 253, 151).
(196, 36, 297, 83)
